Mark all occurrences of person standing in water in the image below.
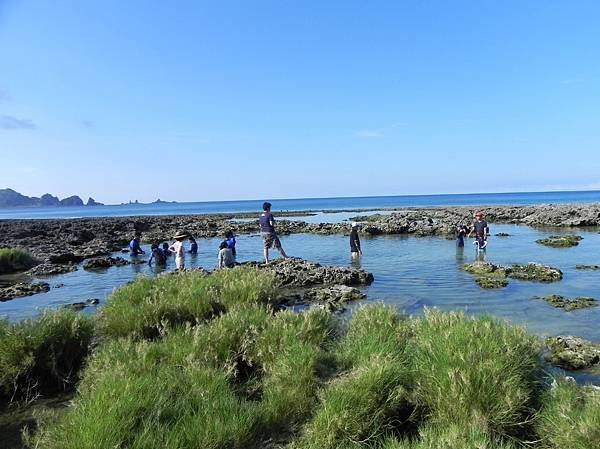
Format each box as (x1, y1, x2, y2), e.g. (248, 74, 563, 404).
(169, 231, 188, 270)
(148, 243, 166, 267)
(350, 222, 362, 257)
(218, 241, 235, 269)
(455, 224, 468, 247)
(468, 211, 489, 249)
(225, 230, 237, 261)
(259, 202, 288, 264)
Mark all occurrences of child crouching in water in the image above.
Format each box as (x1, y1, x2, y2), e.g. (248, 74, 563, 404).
(169, 231, 188, 270)
(218, 241, 235, 269)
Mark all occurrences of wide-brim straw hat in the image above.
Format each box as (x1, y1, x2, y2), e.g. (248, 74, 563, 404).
(173, 231, 189, 239)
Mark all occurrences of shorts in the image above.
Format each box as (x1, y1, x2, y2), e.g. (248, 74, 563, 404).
(262, 232, 281, 250)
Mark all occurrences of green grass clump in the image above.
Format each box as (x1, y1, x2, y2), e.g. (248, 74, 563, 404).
(408, 309, 542, 438)
(0, 309, 94, 400)
(295, 305, 413, 449)
(381, 423, 516, 449)
(0, 248, 39, 274)
(536, 379, 600, 449)
(97, 266, 276, 339)
(32, 338, 262, 449)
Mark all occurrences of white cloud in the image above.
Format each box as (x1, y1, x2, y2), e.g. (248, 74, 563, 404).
(0, 115, 37, 130)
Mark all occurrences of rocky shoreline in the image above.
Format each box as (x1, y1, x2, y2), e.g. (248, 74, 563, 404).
(1, 203, 599, 268)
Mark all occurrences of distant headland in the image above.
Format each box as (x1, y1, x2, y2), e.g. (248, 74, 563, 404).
(0, 188, 103, 208)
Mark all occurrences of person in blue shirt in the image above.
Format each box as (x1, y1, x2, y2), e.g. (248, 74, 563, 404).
(129, 235, 145, 255)
(188, 236, 198, 254)
(225, 230, 236, 260)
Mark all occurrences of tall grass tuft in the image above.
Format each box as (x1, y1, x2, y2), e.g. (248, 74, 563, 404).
(0, 248, 39, 274)
(536, 378, 600, 449)
(97, 266, 276, 339)
(408, 309, 542, 438)
(0, 309, 94, 400)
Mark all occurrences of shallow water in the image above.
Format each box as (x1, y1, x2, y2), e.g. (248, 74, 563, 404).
(2, 220, 600, 385)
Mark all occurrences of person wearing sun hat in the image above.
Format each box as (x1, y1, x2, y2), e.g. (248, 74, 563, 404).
(350, 222, 362, 258)
(169, 230, 188, 270)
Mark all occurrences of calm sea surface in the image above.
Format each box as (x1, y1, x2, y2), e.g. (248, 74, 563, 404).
(1, 190, 600, 220)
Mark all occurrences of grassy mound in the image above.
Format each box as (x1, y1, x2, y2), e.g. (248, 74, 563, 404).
(0, 309, 94, 401)
(536, 379, 600, 448)
(97, 267, 276, 339)
(0, 248, 39, 274)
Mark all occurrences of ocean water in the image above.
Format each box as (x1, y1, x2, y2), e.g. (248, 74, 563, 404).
(1, 190, 600, 220)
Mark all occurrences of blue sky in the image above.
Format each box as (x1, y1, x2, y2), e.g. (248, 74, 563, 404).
(1, 1, 599, 203)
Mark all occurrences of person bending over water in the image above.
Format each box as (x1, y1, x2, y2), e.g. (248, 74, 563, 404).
(188, 236, 198, 254)
(129, 235, 145, 256)
(148, 243, 166, 267)
(259, 202, 288, 264)
(169, 231, 188, 270)
(218, 241, 235, 269)
(350, 222, 362, 257)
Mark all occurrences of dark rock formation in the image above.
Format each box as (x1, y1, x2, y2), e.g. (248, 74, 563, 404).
(83, 256, 131, 270)
(576, 264, 600, 271)
(63, 298, 100, 310)
(0, 282, 50, 301)
(251, 258, 374, 288)
(86, 197, 103, 206)
(40, 193, 60, 206)
(59, 195, 84, 207)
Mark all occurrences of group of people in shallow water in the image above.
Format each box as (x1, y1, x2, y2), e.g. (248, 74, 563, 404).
(127, 201, 365, 271)
(129, 203, 490, 272)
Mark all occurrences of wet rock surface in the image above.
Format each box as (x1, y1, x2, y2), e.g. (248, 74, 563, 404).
(508, 263, 563, 282)
(537, 295, 597, 311)
(83, 256, 131, 271)
(0, 282, 50, 301)
(252, 258, 374, 288)
(536, 235, 583, 248)
(546, 335, 600, 370)
(475, 277, 509, 289)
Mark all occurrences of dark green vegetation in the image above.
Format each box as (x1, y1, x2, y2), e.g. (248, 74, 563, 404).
(462, 262, 562, 289)
(538, 295, 597, 311)
(1, 267, 598, 448)
(536, 235, 583, 248)
(0, 249, 39, 274)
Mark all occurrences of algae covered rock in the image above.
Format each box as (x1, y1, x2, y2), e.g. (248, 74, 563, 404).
(83, 256, 131, 271)
(545, 335, 600, 370)
(304, 285, 365, 303)
(495, 232, 511, 237)
(538, 295, 597, 311)
(475, 277, 509, 289)
(0, 281, 50, 301)
(462, 262, 508, 277)
(536, 235, 583, 248)
(508, 263, 562, 282)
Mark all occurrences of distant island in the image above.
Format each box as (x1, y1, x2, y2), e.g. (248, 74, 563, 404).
(0, 188, 104, 208)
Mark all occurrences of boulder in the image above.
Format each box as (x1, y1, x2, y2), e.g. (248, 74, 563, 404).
(576, 264, 600, 271)
(63, 298, 100, 310)
(475, 277, 509, 289)
(304, 285, 366, 303)
(462, 262, 509, 277)
(47, 252, 84, 264)
(546, 336, 600, 370)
